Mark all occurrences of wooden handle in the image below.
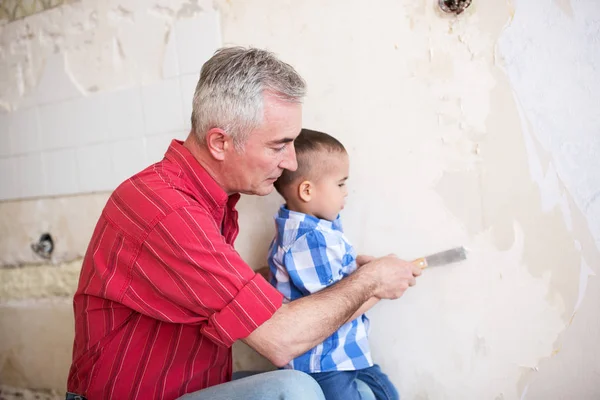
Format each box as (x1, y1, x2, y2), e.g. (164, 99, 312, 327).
(412, 257, 428, 269)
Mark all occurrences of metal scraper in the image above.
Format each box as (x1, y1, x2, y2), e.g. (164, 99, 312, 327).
(412, 246, 467, 269)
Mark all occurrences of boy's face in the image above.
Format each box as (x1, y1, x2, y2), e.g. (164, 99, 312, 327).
(311, 152, 349, 221)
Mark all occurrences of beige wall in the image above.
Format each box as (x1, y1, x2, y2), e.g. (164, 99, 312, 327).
(1, 0, 599, 399)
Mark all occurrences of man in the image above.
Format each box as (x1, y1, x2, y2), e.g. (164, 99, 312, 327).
(66, 47, 421, 400)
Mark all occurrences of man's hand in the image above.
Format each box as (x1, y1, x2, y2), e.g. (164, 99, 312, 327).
(358, 255, 421, 300)
(356, 254, 376, 267)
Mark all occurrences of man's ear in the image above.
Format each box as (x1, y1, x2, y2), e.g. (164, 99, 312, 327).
(298, 180, 313, 203)
(205, 128, 231, 161)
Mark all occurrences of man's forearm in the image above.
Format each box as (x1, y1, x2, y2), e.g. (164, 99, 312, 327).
(283, 274, 374, 351)
(243, 268, 376, 367)
(244, 255, 420, 367)
(346, 297, 379, 323)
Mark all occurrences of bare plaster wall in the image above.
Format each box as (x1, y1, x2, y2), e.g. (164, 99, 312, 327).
(0, 0, 598, 398)
(218, 1, 600, 397)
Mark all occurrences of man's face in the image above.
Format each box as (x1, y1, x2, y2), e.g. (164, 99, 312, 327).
(226, 95, 302, 196)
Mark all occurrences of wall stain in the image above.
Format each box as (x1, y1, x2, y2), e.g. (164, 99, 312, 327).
(554, 0, 574, 18)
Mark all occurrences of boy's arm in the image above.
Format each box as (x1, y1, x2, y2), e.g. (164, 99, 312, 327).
(283, 230, 346, 295)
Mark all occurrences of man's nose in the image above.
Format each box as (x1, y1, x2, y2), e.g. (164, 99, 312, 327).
(280, 144, 298, 171)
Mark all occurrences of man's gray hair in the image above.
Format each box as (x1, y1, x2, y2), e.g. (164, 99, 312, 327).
(191, 47, 306, 149)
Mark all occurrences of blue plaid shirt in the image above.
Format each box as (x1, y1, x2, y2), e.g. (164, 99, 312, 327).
(267, 205, 373, 372)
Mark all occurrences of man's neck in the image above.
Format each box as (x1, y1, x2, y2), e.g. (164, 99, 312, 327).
(183, 132, 233, 195)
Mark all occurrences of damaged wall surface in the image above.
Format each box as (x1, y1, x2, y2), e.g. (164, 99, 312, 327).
(0, 0, 221, 203)
(0, 0, 599, 399)
(497, 0, 600, 398)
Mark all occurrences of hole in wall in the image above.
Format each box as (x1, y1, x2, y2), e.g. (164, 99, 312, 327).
(439, 0, 472, 15)
(31, 233, 54, 260)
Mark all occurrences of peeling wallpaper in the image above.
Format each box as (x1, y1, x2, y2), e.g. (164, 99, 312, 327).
(0, 0, 222, 203)
(0, 0, 67, 23)
(0, 0, 215, 111)
(0, 0, 599, 398)
(498, 0, 600, 252)
(495, 1, 600, 397)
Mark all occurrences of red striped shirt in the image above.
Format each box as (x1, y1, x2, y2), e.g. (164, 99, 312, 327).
(67, 140, 283, 399)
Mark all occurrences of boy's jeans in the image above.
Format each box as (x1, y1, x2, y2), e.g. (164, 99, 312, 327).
(310, 364, 399, 400)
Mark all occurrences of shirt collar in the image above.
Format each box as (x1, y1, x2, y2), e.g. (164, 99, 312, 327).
(276, 205, 341, 232)
(164, 139, 240, 210)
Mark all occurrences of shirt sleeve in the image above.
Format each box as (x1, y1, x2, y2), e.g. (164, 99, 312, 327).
(283, 229, 349, 296)
(122, 205, 283, 348)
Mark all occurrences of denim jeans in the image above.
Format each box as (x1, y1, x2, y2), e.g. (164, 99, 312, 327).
(229, 370, 375, 400)
(65, 370, 324, 400)
(177, 369, 325, 400)
(310, 364, 399, 400)
(66, 369, 379, 400)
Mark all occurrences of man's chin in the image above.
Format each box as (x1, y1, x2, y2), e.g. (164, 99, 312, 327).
(258, 184, 276, 196)
(242, 183, 275, 197)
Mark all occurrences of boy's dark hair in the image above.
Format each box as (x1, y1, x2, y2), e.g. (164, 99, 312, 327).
(274, 128, 346, 195)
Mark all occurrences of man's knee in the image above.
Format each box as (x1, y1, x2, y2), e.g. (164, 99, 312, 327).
(274, 370, 325, 400)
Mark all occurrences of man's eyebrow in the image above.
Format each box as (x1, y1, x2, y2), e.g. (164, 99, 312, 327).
(268, 137, 295, 145)
(339, 176, 349, 182)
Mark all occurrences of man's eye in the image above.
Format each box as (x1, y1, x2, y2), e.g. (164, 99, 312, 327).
(275, 144, 287, 152)
(338, 183, 346, 187)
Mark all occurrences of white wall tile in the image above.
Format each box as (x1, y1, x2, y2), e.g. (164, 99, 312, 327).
(16, 153, 45, 198)
(39, 101, 77, 151)
(39, 95, 107, 151)
(39, 87, 144, 151)
(146, 133, 176, 164)
(180, 74, 199, 131)
(76, 143, 115, 193)
(174, 10, 221, 75)
(0, 157, 18, 200)
(112, 138, 147, 184)
(163, 29, 180, 79)
(34, 55, 83, 106)
(43, 148, 80, 196)
(9, 107, 41, 155)
(69, 95, 108, 147)
(17, 93, 39, 110)
(141, 78, 184, 135)
(103, 87, 145, 142)
(0, 113, 10, 157)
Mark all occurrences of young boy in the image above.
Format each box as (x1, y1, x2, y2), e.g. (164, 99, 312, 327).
(267, 129, 399, 400)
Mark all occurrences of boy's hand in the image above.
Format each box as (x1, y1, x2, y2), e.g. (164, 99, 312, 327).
(356, 254, 376, 267)
(359, 255, 421, 300)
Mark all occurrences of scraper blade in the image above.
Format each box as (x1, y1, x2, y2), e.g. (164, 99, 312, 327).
(413, 246, 467, 269)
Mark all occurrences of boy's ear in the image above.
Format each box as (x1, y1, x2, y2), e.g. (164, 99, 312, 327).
(298, 180, 313, 203)
(205, 128, 231, 161)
